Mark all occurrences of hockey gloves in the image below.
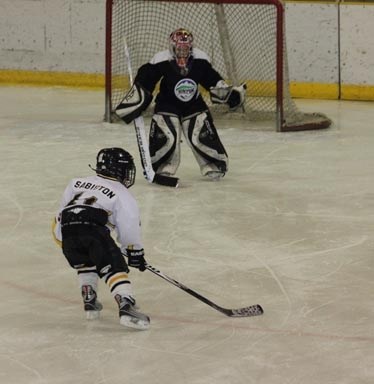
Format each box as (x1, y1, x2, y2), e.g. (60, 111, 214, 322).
(210, 80, 247, 111)
(115, 82, 152, 124)
(124, 248, 147, 271)
(227, 84, 247, 110)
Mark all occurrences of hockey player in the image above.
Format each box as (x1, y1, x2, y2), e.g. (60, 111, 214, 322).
(52, 148, 150, 330)
(116, 28, 246, 180)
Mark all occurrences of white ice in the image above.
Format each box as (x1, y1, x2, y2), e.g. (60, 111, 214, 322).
(0, 86, 373, 384)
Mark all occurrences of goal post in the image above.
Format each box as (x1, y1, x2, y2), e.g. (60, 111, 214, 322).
(105, 0, 332, 132)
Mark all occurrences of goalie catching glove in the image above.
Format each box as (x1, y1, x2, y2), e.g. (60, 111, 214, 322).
(123, 248, 146, 272)
(116, 82, 152, 124)
(209, 80, 246, 111)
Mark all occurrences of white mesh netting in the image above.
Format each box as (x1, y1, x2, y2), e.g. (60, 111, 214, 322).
(106, 0, 331, 131)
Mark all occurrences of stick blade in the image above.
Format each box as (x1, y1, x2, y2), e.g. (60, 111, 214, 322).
(153, 174, 179, 187)
(226, 304, 264, 318)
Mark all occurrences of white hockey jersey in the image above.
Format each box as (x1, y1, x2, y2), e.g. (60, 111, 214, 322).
(53, 174, 143, 254)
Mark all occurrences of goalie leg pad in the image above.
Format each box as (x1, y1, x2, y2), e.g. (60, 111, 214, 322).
(149, 113, 181, 175)
(181, 112, 228, 176)
(115, 82, 152, 124)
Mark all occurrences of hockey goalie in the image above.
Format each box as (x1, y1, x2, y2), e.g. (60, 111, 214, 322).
(115, 28, 246, 180)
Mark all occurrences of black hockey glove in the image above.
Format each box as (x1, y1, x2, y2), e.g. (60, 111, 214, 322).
(209, 81, 246, 111)
(124, 248, 146, 272)
(227, 84, 247, 110)
(115, 82, 152, 124)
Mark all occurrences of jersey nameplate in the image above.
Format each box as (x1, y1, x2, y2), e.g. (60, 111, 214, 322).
(73, 180, 116, 199)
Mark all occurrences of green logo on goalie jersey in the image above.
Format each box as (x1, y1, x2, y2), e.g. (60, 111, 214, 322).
(174, 79, 198, 102)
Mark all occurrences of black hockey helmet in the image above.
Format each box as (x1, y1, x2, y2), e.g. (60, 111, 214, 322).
(93, 147, 136, 188)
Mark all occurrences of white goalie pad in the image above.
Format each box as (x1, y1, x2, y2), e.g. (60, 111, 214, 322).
(150, 113, 181, 175)
(115, 82, 152, 124)
(181, 112, 228, 175)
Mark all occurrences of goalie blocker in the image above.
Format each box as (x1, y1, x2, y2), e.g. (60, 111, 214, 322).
(116, 82, 152, 124)
(209, 81, 247, 110)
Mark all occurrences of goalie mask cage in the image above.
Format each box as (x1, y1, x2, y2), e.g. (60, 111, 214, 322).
(105, 0, 332, 132)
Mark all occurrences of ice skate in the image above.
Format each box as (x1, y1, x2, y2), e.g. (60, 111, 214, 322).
(202, 164, 225, 181)
(81, 285, 103, 320)
(115, 295, 150, 330)
(206, 170, 225, 180)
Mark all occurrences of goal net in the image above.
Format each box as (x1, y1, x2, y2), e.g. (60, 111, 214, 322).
(105, 0, 332, 132)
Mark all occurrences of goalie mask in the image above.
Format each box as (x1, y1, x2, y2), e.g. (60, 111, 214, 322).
(169, 28, 193, 74)
(93, 148, 136, 188)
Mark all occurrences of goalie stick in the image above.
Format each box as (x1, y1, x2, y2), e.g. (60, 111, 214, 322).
(145, 264, 263, 318)
(123, 38, 179, 188)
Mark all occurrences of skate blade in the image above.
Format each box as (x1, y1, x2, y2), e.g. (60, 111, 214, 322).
(86, 310, 101, 320)
(206, 171, 224, 180)
(120, 315, 150, 330)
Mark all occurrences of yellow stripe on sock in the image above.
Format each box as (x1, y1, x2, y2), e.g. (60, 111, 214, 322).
(107, 273, 129, 287)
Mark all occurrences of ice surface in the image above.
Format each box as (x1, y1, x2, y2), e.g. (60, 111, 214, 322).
(0, 86, 373, 384)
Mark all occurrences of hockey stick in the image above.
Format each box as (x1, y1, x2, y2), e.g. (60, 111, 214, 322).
(145, 264, 264, 318)
(123, 38, 179, 188)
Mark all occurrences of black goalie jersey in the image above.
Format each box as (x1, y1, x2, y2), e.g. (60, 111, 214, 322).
(134, 48, 223, 117)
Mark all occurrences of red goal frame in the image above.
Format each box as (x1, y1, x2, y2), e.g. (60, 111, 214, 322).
(105, 0, 331, 132)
